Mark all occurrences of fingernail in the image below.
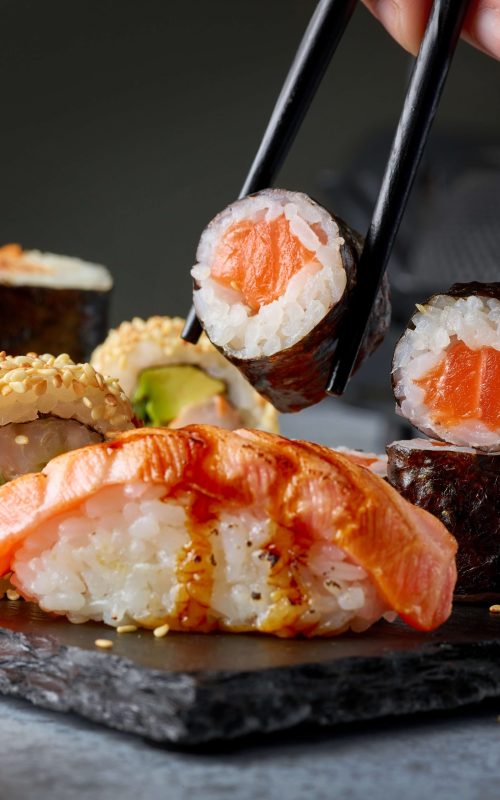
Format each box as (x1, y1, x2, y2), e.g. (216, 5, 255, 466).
(475, 8, 500, 59)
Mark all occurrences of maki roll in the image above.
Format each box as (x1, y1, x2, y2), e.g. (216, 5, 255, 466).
(0, 244, 112, 362)
(393, 283, 500, 450)
(191, 189, 390, 412)
(387, 438, 500, 601)
(0, 426, 456, 635)
(91, 316, 278, 432)
(0, 352, 134, 482)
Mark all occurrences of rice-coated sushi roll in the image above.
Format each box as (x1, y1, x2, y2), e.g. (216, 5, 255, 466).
(0, 244, 112, 362)
(91, 316, 278, 432)
(387, 438, 500, 601)
(393, 283, 500, 450)
(0, 352, 134, 482)
(192, 189, 390, 412)
(0, 426, 456, 635)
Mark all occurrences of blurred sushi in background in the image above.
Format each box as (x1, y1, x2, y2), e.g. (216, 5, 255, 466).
(191, 189, 390, 412)
(0, 244, 112, 362)
(392, 283, 500, 450)
(91, 316, 278, 432)
(389, 281, 500, 601)
(0, 352, 134, 483)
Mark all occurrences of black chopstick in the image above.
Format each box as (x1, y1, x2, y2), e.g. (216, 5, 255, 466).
(182, 0, 358, 344)
(327, 0, 471, 396)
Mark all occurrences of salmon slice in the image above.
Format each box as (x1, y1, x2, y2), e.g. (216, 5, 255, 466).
(0, 426, 456, 634)
(416, 340, 500, 430)
(210, 214, 318, 311)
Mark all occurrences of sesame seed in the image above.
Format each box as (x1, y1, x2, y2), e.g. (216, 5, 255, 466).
(95, 639, 113, 649)
(6, 589, 20, 601)
(82, 396, 93, 408)
(489, 604, 500, 614)
(14, 435, 29, 446)
(153, 624, 170, 638)
(117, 625, 138, 634)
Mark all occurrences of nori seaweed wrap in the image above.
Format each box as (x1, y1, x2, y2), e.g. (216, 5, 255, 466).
(0, 245, 112, 362)
(393, 282, 500, 451)
(387, 438, 500, 601)
(192, 189, 390, 412)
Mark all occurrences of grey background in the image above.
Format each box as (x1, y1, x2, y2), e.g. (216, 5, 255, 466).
(1, 0, 499, 329)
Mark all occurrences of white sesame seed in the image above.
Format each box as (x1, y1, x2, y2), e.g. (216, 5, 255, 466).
(95, 639, 113, 649)
(6, 589, 20, 601)
(153, 624, 170, 638)
(14, 435, 29, 445)
(117, 625, 138, 634)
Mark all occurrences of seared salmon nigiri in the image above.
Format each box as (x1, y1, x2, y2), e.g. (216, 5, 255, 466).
(0, 426, 456, 636)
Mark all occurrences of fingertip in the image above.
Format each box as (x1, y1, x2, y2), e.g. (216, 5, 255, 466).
(466, 6, 500, 60)
(363, 0, 432, 56)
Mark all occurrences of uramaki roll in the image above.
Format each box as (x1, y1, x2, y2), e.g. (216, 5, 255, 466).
(0, 352, 134, 482)
(387, 438, 500, 601)
(393, 283, 500, 450)
(0, 244, 112, 362)
(192, 189, 390, 412)
(91, 316, 278, 432)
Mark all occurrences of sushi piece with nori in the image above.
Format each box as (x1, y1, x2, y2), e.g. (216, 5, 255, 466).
(387, 438, 500, 601)
(0, 244, 112, 362)
(0, 426, 456, 635)
(91, 316, 278, 432)
(192, 189, 390, 412)
(393, 283, 500, 450)
(0, 352, 135, 482)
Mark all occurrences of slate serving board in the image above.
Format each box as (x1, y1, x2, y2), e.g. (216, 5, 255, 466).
(0, 601, 500, 746)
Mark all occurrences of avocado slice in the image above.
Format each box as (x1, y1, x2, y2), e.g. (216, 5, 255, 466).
(132, 365, 226, 426)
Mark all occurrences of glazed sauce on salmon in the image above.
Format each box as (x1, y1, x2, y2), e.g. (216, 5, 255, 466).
(416, 340, 500, 429)
(211, 214, 318, 311)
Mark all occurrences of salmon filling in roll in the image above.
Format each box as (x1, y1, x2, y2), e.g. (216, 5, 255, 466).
(393, 284, 500, 450)
(0, 427, 456, 636)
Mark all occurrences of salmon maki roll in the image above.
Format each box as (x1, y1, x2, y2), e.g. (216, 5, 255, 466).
(0, 427, 456, 636)
(192, 189, 390, 412)
(393, 283, 500, 450)
(91, 316, 278, 432)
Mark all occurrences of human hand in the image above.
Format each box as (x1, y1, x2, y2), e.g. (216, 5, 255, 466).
(362, 1, 500, 60)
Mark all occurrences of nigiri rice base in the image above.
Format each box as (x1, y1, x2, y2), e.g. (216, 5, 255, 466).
(393, 293, 500, 449)
(192, 191, 348, 359)
(11, 482, 395, 637)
